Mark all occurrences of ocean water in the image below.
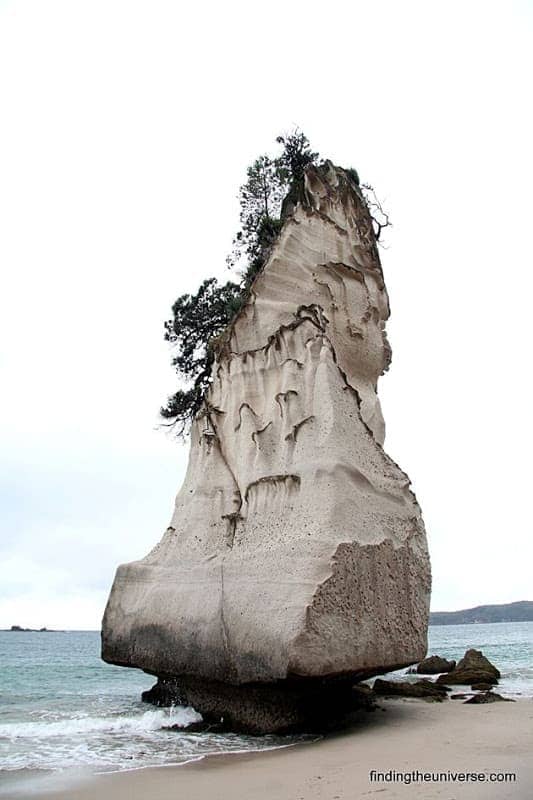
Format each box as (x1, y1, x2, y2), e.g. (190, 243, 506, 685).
(0, 622, 531, 783)
(427, 621, 533, 695)
(0, 630, 310, 785)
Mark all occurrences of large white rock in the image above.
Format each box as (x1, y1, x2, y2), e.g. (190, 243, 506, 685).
(102, 163, 431, 730)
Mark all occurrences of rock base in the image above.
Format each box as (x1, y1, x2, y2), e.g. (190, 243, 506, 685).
(142, 675, 374, 734)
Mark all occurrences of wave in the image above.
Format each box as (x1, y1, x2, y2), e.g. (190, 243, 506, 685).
(0, 707, 202, 739)
(503, 667, 533, 679)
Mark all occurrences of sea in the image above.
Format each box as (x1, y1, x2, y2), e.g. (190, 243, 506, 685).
(0, 622, 532, 792)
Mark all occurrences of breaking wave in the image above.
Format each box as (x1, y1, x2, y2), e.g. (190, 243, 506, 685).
(0, 707, 202, 740)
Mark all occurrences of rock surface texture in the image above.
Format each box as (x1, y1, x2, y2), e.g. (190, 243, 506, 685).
(373, 679, 448, 701)
(102, 163, 431, 732)
(417, 655, 456, 674)
(437, 649, 500, 686)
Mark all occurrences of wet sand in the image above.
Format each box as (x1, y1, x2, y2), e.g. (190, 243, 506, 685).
(2, 698, 532, 799)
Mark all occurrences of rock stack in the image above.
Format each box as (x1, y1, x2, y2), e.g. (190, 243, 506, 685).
(102, 163, 431, 732)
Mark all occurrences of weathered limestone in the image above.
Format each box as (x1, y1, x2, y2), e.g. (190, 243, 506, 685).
(102, 162, 431, 732)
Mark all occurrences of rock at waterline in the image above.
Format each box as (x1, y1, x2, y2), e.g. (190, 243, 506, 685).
(143, 675, 378, 733)
(416, 655, 456, 674)
(464, 692, 515, 704)
(437, 649, 500, 686)
(373, 679, 449, 701)
(101, 162, 431, 733)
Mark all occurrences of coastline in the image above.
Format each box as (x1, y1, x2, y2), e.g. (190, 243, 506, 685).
(2, 698, 531, 800)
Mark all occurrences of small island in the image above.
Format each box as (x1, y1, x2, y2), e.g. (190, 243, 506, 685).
(5, 625, 54, 632)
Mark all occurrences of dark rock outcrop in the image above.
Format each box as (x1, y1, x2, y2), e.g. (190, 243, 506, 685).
(416, 655, 456, 674)
(437, 649, 500, 686)
(373, 679, 448, 701)
(464, 691, 514, 704)
(143, 675, 377, 734)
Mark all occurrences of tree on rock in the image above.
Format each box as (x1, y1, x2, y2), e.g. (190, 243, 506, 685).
(227, 131, 319, 286)
(161, 131, 321, 435)
(160, 278, 242, 435)
(162, 133, 389, 436)
(226, 153, 284, 286)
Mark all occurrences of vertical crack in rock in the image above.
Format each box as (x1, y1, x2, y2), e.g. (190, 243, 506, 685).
(219, 562, 235, 679)
(221, 513, 242, 549)
(102, 162, 431, 733)
(208, 410, 243, 519)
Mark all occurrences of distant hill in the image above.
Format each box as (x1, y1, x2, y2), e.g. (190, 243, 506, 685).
(430, 601, 533, 625)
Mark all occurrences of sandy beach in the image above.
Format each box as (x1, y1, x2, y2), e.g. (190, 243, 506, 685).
(3, 697, 531, 800)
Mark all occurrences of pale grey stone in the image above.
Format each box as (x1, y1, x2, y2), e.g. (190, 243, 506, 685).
(102, 163, 431, 731)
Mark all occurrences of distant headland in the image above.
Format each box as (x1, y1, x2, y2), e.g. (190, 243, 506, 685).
(430, 600, 533, 625)
(4, 602, 532, 633)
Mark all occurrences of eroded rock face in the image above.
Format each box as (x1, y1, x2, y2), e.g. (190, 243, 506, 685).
(102, 163, 431, 732)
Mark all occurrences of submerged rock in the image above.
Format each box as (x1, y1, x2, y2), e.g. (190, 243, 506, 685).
(102, 162, 431, 732)
(416, 655, 456, 674)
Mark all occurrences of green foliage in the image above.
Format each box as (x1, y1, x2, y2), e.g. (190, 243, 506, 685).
(162, 131, 321, 436)
(345, 167, 360, 186)
(228, 130, 319, 286)
(160, 278, 241, 433)
(275, 131, 319, 183)
(227, 153, 285, 285)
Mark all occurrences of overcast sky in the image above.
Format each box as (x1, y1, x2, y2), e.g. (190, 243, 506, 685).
(1, 0, 532, 629)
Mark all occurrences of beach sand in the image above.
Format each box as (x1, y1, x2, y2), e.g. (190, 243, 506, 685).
(3, 698, 532, 799)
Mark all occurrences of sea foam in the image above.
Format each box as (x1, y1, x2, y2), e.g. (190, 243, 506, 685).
(0, 706, 202, 740)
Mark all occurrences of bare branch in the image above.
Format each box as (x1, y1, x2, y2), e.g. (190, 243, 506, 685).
(361, 183, 391, 243)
